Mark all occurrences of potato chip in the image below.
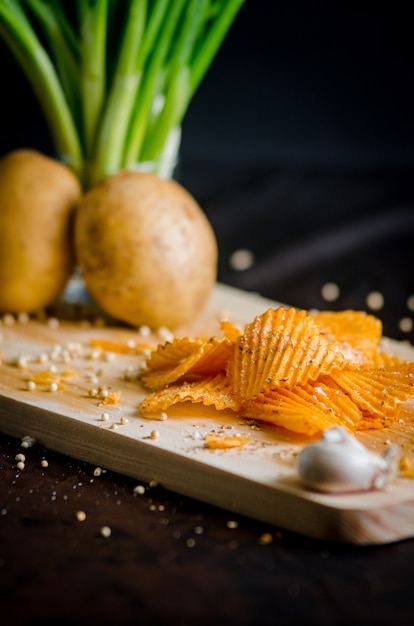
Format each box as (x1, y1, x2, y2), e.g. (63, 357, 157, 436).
(142, 336, 234, 391)
(326, 363, 414, 421)
(311, 310, 382, 365)
(139, 373, 239, 416)
(242, 379, 361, 436)
(205, 432, 250, 449)
(372, 351, 403, 368)
(89, 338, 149, 354)
(220, 319, 241, 342)
(138, 303, 414, 438)
(227, 307, 345, 400)
(144, 337, 203, 372)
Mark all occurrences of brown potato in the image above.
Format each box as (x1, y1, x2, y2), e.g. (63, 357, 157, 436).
(0, 150, 82, 313)
(74, 170, 218, 328)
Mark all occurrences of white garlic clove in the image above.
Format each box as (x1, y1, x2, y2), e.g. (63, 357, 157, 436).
(297, 426, 398, 493)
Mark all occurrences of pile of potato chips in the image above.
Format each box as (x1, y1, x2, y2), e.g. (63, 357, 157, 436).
(139, 306, 414, 437)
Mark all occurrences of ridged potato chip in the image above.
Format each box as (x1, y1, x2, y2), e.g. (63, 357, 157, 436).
(138, 305, 414, 438)
(139, 373, 239, 416)
(311, 309, 382, 365)
(242, 379, 361, 436)
(142, 336, 234, 391)
(326, 363, 414, 421)
(227, 307, 345, 400)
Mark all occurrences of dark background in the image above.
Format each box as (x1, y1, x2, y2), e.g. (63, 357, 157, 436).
(1, 0, 414, 340)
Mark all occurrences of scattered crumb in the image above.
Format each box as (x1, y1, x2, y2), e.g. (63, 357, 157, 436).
(227, 520, 238, 530)
(99, 526, 111, 538)
(258, 532, 273, 546)
(93, 467, 102, 477)
(133, 485, 146, 496)
(21, 435, 36, 449)
(76, 510, 86, 522)
(40, 459, 49, 468)
(205, 432, 250, 449)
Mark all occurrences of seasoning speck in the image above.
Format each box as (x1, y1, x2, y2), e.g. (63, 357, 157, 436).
(93, 467, 102, 477)
(76, 510, 86, 522)
(186, 538, 196, 548)
(16, 461, 25, 470)
(15, 453, 25, 463)
(41, 459, 49, 468)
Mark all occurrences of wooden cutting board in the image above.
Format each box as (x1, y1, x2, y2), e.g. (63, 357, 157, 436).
(1, 283, 414, 545)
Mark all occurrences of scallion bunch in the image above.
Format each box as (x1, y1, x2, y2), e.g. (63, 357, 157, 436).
(0, 0, 245, 188)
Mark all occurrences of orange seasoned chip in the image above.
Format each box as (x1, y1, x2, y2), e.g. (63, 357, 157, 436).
(205, 432, 250, 449)
(144, 337, 203, 371)
(139, 373, 239, 416)
(311, 309, 382, 365)
(227, 306, 345, 400)
(27, 369, 79, 390)
(220, 319, 241, 342)
(242, 379, 361, 436)
(89, 338, 148, 354)
(101, 390, 122, 405)
(399, 456, 414, 478)
(142, 336, 233, 391)
(138, 304, 414, 438)
(326, 362, 414, 422)
(242, 387, 340, 437)
(372, 351, 404, 368)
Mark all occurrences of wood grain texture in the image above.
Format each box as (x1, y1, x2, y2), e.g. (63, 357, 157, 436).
(1, 283, 414, 545)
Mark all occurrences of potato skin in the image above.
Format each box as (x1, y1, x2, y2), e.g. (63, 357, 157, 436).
(0, 150, 82, 312)
(75, 170, 218, 328)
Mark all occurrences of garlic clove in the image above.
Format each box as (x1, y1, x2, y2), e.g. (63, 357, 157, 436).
(297, 426, 398, 493)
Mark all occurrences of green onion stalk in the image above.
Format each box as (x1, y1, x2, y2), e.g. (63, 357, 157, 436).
(0, 0, 245, 189)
